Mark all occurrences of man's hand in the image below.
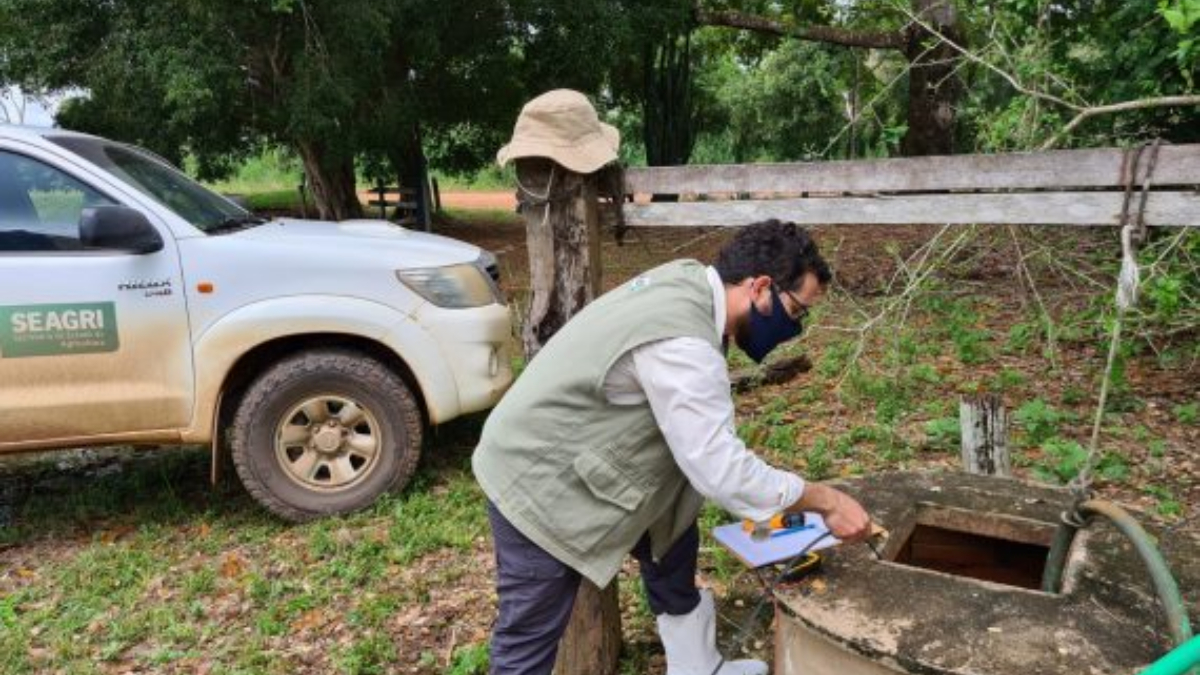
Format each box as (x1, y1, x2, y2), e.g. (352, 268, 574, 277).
(786, 483, 871, 543)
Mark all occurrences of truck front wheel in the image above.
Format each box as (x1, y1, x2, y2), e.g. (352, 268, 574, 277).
(229, 349, 423, 522)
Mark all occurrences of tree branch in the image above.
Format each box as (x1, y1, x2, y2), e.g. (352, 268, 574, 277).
(694, 9, 906, 51)
(893, 1, 1200, 149)
(893, 2, 1084, 113)
(1042, 95, 1200, 150)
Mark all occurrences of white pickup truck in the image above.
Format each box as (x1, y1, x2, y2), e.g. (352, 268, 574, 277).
(0, 125, 514, 521)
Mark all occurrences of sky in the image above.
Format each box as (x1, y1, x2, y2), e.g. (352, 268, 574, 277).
(1, 87, 63, 127)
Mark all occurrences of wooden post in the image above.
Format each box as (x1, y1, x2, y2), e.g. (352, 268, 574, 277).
(430, 176, 442, 213)
(517, 158, 603, 357)
(513, 156, 620, 675)
(959, 394, 1011, 476)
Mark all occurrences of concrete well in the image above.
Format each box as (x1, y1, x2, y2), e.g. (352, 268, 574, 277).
(774, 471, 1200, 675)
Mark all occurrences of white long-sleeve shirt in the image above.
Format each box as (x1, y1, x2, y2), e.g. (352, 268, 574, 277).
(601, 266, 806, 522)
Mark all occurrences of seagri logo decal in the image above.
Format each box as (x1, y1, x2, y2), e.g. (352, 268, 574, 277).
(0, 302, 119, 358)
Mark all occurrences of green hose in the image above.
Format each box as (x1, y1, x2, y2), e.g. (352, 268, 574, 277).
(1040, 500, 1192, 647)
(1138, 635, 1200, 675)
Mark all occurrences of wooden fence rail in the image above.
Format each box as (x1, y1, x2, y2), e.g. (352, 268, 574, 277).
(623, 144, 1200, 228)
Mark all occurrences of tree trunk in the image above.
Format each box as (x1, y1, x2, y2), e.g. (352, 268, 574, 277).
(902, 0, 963, 156)
(296, 140, 363, 221)
(643, 31, 695, 169)
(513, 157, 620, 675)
(553, 580, 622, 675)
(388, 123, 432, 230)
(695, 3, 961, 156)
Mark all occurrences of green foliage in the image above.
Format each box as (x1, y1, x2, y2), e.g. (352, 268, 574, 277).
(949, 316, 991, 365)
(923, 416, 961, 451)
(991, 368, 1028, 391)
(1174, 402, 1199, 424)
(0, 594, 18, 630)
(1144, 484, 1184, 517)
(1014, 398, 1073, 445)
(765, 423, 799, 457)
(846, 368, 912, 426)
(201, 146, 302, 195)
(816, 341, 855, 379)
(1159, 0, 1200, 78)
(448, 643, 490, 675)
(963, 0, 1200, 149)
(1004, 321, 1038, 354)
(918, 295, 993, 365)
(804, 437, 833, 479)
(1135, 231, 1200, 346)
(1030, 438, 1087, 483)
(244, 189, 304, 213)
(336, 634, 398, 675)
(1029, 438, 1128, 485)
(1061, 386, 1087, 406)
(706, 40, 856, 161)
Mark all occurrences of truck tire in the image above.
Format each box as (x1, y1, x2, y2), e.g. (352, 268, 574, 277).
(229, 349, 423, 522)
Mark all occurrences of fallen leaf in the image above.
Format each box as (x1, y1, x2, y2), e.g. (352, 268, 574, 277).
(291, 609, 326, 632)
(99, 524, 136, 545)
(220, 552, 245, 579)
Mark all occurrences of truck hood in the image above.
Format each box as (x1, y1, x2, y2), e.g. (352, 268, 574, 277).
(233, 217, 483, 267)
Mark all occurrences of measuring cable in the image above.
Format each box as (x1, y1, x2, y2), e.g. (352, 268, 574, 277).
(706, 531, 831, 675)
(706, 533, 884, 675)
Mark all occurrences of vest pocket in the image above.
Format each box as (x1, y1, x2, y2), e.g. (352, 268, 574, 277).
(573, 452, 647, 511)
(527, 451, 646, 557)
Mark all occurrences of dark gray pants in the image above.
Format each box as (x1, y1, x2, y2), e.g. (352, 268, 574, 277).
(486, 501, 700, 675)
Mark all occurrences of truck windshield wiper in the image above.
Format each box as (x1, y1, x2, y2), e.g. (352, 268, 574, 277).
(206, 213, 268, 234)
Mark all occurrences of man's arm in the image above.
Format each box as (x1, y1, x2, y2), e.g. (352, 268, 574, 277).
(630, 338, 802, 521)
(630, 337, 871, 541)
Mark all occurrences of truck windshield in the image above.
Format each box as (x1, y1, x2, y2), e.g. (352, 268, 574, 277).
(48, 135, 251, 233)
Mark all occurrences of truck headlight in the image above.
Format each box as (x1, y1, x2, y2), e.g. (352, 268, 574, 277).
(396, 260, 499, 308)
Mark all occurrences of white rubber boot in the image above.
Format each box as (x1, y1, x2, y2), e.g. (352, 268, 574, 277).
(655, 588, 769, 675)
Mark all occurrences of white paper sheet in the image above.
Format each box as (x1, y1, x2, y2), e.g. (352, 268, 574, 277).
(712, 513, 841, 568)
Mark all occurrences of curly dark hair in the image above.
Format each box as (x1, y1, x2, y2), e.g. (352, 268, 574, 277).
(713, 220, 831, 289)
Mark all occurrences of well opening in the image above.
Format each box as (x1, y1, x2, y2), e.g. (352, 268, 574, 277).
(886, 502, 1058, 591)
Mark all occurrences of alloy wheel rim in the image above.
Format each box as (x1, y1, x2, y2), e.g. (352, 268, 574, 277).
(274, 394, 382, 492)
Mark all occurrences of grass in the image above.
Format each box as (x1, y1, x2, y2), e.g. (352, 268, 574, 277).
(244, 189, 305, 212)
(432, 165, 515, 192)
(201, 147, 302, 196)
(442, 207, 521, 227)
(0, 416, 490, 675)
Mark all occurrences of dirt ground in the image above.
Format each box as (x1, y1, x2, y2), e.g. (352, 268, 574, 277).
(439, 191, 516, 211)
(1, 205, 1196, 674)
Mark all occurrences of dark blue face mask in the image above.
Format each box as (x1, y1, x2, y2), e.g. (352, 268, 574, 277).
(737, 285, 802, 363)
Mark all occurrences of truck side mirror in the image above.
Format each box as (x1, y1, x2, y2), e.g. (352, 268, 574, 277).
(79, 205, 164, 254)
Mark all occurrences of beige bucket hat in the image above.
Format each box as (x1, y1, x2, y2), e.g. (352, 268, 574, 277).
(497, 89, 620, 174)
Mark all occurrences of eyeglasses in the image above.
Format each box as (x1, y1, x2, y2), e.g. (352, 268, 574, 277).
(774, 284, 810, 323)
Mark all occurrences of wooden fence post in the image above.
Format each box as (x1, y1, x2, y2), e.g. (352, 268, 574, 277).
(517, 158, 603, 356)
(513, 156, 621, 675)
(959, 394, 1011, 476)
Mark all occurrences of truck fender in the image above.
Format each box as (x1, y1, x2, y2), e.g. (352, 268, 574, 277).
(181, 295, 459, 443)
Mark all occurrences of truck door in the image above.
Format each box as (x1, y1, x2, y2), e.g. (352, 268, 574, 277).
(0, 147, 194, 445)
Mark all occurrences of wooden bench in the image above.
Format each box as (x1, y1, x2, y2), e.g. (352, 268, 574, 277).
(367, 184, 420, 225)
